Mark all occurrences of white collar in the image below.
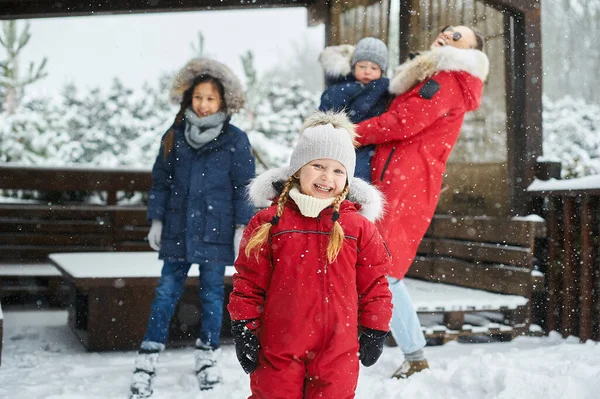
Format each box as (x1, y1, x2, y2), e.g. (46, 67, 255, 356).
(289, 186, 335, 218)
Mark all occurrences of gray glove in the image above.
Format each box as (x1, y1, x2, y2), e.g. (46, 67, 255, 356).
(147, 219, 163, 251)
(234, 225, 245, 260)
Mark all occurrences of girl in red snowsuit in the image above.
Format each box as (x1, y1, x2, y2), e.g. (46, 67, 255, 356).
(228, 111, 393, 399)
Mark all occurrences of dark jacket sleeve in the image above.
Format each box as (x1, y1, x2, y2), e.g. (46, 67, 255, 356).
(147, 129, 174, 222)
(230, 130, 256, 226)
(320, 78, 390, 124)
(346, 78, 390, 122)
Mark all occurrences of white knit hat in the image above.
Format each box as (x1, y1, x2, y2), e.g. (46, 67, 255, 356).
(288, 123, 356, 185)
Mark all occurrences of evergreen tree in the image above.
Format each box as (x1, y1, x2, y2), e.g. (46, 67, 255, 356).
(0, 20, 48, 114)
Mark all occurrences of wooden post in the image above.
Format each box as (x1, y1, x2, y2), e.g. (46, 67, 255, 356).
(561, 198, 577, 338)
(579, 197, 594, 342)
(545, 197, 560, 333)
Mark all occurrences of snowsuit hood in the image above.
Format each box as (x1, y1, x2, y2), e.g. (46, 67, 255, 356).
(247, 166, 385, 223)
(169, 57, 245, 115)
(318, 44, 356, 79)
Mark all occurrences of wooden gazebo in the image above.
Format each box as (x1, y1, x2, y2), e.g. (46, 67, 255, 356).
(3, 0, 570, 351)
(0, 0, 542, 216)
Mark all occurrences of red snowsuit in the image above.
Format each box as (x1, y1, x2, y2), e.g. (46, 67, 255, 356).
(228, 198, 392, 399)
(356, 46, 488, 279)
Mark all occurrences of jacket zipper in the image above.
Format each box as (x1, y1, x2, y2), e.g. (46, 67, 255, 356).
(380, 147, 396, 182)
(319, 215, 329, 350)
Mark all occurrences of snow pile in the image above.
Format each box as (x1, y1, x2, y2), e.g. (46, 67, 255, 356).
(1, 309, 600, 399)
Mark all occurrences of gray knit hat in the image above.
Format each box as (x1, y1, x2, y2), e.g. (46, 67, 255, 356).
(351, 37, 389, 73)
(288, 123, 356, 186)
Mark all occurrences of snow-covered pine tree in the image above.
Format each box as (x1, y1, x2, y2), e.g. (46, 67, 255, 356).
(0, 20, 48, 115)
(542, 95, 600, 178)
(241, 77, 318, 170)
(234, 51, 319, 171)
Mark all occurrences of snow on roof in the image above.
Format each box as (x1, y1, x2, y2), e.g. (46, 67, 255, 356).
(528, 175, 600, 191)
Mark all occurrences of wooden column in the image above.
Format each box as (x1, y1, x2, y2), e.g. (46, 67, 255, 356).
(485, 0, 543, 216)
(545, 197, 561, 333)
(560, 198, 578, 337)
(579, 197, 594, 342)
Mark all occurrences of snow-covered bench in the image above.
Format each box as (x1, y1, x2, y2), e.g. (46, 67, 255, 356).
(0, 262, 69, 307)
(407, 215, 546, 343)
(49, 240, 544, 352)
(49, 252, 235, 352)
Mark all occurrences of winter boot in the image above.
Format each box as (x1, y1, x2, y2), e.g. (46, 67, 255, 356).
(194, 339, 223, 391)
(391, 359, 430, 379)
(130, 350, 159, 399)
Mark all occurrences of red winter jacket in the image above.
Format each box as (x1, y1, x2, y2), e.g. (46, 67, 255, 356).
(356, 46, 489, 279)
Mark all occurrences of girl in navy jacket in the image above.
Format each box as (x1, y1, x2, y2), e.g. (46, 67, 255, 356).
(130, 58, 255, 398)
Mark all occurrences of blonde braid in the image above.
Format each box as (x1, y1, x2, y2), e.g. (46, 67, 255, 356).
(326, 185, 350, 263)
(244, 176, 295, 259)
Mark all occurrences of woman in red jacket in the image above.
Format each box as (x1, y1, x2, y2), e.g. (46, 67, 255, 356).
(228, 111, 393, 399)
(356, 25, 490, 378)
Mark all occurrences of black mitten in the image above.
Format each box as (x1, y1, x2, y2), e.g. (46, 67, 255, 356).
(359, 327, 388, 367)
(231, 319, 260, 374)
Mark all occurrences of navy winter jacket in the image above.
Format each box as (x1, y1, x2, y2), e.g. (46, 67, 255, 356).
(319, 76, 390, 124)
(147, 120, 255, 264)
(319, 76, 390, 180)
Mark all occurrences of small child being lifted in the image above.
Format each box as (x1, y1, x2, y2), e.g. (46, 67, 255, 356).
(318, 37, 390, 182)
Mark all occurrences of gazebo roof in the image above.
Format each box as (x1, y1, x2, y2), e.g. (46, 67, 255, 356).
(0, 0, 315, 19)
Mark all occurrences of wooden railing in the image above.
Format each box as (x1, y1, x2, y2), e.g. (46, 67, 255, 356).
(528, 175, 600, 342)
(0, 164, 151, 205)
(0, 164, 153, 261)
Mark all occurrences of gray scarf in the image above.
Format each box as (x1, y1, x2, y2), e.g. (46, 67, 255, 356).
(183, 109, 228, 150)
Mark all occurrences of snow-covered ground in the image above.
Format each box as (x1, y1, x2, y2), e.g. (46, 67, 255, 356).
(1, 309, 600, 399)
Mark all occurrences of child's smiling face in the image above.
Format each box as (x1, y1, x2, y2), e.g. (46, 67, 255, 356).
(353, 60, 383, 84)
(297, 158, 347, 199)
(191, 82, 222, 117)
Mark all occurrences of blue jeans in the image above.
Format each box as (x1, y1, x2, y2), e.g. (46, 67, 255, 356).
(142, 261, 226, 349)
(387, 277, 426, 354)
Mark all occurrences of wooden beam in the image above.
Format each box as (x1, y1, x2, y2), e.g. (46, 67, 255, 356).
(398, 0, 412, 61)
(0, 165, 151, 192)
(0, 0, 311, 19)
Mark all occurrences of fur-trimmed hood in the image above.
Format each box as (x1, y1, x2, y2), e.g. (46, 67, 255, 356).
(318, 44, 356, 78)
(169, 58, 245, 115)
(389, 46, 489, 96)
(248, 167, 385, 222)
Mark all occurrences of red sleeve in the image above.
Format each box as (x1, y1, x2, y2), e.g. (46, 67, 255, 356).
(356, 72, 461, 146)
(355, 222, 393, 331)
(227, 213, 273, 321)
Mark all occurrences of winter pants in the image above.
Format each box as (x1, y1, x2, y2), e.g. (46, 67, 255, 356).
(249, 338, 359, 398)
(388, 277, 426, 354)
(142, 260, 226, 349)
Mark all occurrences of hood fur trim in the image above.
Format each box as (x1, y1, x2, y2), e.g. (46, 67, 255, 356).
(319, 44, 355, 77)
(170, 58, 245, 115)
(389, 46, 489, 95)
(248, 167, 385, 222)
